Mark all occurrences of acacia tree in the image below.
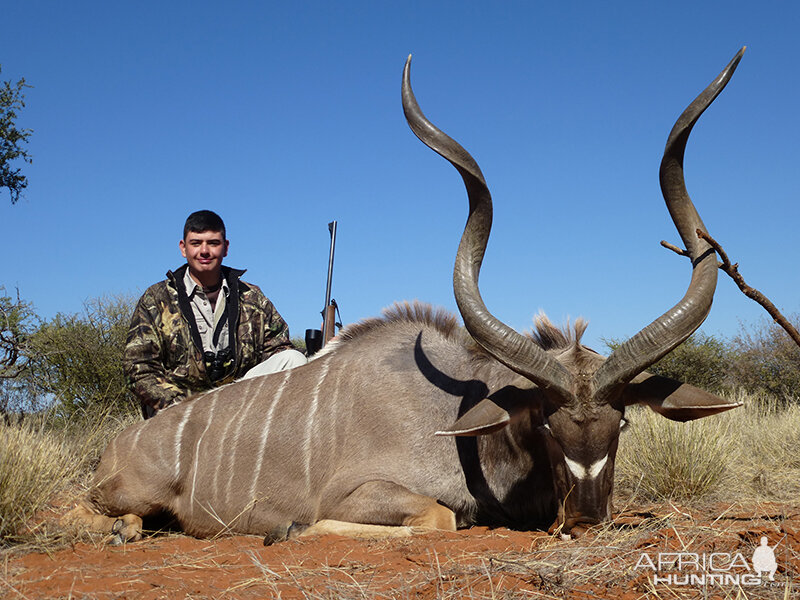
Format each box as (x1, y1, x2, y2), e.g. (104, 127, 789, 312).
(0, 287, 36, 379)
(0, 287, 40, 415)
(0, 65, 32, 204)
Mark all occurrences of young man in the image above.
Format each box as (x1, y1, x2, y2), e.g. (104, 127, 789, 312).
(124, 210, 306, 418)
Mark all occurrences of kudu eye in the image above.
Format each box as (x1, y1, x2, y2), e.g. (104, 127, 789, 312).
(540, 422, 557, 443)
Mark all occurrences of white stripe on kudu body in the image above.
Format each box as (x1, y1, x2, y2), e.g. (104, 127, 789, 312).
(222, 384, 257, 506)
(248, 369, 292, 504)
(129, 426, 144, 454)
(222, 379, 263, 507)
(212, 388, 244, 502)
(304, 357, 331, 492)
(564, 455, 608, 481)
(190, 393, 219, 516)
(174, 402, 197, 480)
(327, 357, 347, 466)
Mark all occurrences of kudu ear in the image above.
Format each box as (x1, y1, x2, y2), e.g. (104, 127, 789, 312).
(435, 398, 510, 436)
(622, 372, 742, 422)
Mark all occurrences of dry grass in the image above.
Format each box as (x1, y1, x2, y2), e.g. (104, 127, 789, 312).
(735, 398, 800, 501)
(0, 408, 137, 547)
(616, 405, 736, 501)
(616, 393, 800, 504)
(0, 418, 80, 543)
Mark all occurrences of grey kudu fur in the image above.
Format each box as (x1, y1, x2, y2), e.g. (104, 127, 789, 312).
(69, 50, 745, 543)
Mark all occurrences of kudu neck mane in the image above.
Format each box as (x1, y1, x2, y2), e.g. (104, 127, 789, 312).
(334, 301, 462, 345)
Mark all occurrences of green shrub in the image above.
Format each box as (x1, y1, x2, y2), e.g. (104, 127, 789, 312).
(605, 332, 733, 394)
(25, 295, 138, 419)
(730, 315, 800, 403)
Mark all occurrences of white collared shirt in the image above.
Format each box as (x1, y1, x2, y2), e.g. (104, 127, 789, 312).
(183, 268, 230, 353)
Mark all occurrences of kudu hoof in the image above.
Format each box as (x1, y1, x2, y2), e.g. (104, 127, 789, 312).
(287, 521, 310, 540)
(263, 521, 309, 545)
(110, 516, 142, 544)
(111, 518, 124, 534)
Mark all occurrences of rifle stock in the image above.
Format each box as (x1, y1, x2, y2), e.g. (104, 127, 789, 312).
(323, 302, 336, 344)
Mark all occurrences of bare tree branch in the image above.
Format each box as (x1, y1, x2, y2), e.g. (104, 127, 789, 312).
(660, 240, 690, 258)
(661, 230, 800, 348)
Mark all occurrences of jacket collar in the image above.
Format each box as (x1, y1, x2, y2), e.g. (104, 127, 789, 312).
(167, 264, 246, 288)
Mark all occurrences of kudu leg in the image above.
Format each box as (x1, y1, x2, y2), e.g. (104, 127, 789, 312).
(281, 480, 457, 542)
(62, 501, 144, 544)
(291, 519, 417, 540)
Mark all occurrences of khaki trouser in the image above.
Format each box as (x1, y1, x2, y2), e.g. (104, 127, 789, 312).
(240, 349, 308, 380)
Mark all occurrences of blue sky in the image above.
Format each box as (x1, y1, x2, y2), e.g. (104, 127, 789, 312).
(3, 1, 798, 351)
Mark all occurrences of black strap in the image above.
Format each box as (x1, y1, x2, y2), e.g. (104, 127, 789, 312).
(172, 269, 205, 355)
(223, 267, 240, 362)
(211, 299, 229, 348)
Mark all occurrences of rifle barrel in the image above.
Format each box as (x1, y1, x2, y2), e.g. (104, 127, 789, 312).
(322, 220, 337, 344)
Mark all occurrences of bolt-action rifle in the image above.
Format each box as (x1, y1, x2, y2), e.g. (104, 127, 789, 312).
(305, 221, 341, 356)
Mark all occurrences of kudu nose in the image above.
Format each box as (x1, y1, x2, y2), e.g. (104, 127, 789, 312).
(548, 512, 606, 539)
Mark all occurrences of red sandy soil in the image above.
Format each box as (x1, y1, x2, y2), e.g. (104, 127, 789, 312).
(2, 502, 798, 599)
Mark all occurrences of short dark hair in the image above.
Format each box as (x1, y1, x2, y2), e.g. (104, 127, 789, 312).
(183, 210, 226, 240)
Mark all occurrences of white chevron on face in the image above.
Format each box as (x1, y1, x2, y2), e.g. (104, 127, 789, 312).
(564, 454, 608, 481)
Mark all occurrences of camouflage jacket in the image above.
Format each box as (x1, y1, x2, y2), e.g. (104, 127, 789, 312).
(123, 264, 294, 412)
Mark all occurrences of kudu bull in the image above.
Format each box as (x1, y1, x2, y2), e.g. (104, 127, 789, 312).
(70, 50, 745, 543)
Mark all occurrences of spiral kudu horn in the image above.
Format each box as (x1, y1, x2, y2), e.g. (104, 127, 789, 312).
(594, 48, 745, 402)
(402, 56, 574, 401)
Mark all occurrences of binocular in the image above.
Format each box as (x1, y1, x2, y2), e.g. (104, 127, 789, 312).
(204, 347, 234, 382)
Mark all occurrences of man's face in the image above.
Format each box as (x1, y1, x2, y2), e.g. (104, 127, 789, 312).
(180, 230, 229, 278)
